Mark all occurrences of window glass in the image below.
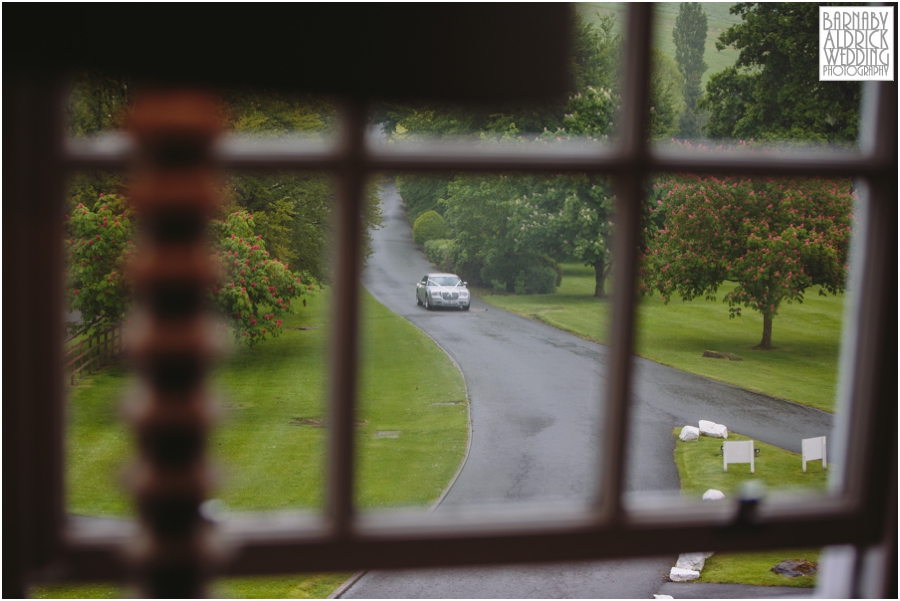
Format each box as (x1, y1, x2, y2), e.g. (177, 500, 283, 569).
(65, 71, 335, 141)
(63, 171, 137, 519)
(650, 3, 863, 150)
(369, 5, 626, 151)
(357, 171, 616, 511)
(628, 171, 860, 507)
(207, 171, 337, 515)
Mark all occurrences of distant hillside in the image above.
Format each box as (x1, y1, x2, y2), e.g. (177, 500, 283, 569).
(575, 2, 743, 86)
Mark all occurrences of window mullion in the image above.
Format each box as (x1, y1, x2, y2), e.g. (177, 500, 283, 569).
(596, 3, 654, 523)
(326, 99, 367, 539)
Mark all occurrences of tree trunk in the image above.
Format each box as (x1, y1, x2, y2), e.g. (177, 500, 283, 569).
(754, 312, 775, 350)
(593, 260, 607, 298)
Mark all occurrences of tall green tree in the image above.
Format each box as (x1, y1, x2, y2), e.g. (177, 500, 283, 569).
(509, 175, 615, 298)
(700, 3, 861, 143)
(673, 2, 708, 138)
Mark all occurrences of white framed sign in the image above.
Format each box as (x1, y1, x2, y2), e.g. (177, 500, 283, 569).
(723, 440, 755, 473)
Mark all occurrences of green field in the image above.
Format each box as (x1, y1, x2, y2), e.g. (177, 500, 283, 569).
(673, 429, 825, 587)
(576, 2, 743, 85)
(41, 290, 468, 597)
(478, 263, 844, 412)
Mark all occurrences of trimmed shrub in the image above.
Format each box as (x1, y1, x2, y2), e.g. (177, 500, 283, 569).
(536, 254, 563, 287)
(424, 239, 456, 272)
(413, 210, 448, 246)
(522, 265, 558, 294)
(396, 174, 451, 223)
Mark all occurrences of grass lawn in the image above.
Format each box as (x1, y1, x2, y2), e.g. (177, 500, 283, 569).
(41, 289, 468, 598)
(478, 263, 844, 412)
(673, 428, 825, 588)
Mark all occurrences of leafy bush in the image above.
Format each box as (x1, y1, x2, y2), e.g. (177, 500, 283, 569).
(521, 265, 559, 294)
(424, 239, 456, 272)
(480, 254, 560, 295)
(412, 210, 449, 246)
(396, 174, 451, 223)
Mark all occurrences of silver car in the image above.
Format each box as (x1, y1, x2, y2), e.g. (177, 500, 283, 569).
(416, 273, 471, 311)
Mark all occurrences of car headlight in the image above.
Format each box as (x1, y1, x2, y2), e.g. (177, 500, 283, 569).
(460, 291, 469, 297)
(431, 291, 441, 297)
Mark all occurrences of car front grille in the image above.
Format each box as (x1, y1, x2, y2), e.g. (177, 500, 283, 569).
(442, 291, 459, 300)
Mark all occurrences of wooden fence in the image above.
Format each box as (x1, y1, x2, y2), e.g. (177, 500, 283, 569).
(63, 323, 123, 385)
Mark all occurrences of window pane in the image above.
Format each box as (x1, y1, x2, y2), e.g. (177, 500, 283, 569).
(368, 5, 626, 150)
(208, 170, 337, 514)
(651, 3, 863, 148)
(357, 171, 618, 511)
(627, 170, 860, 507)
(63, 171, 136, 519)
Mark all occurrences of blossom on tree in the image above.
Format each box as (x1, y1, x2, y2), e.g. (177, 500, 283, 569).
(210, 210, 306, 346)
(508, 176, 616, 298)
(65, 194, 136, 334)
(642, 153, 853, 349)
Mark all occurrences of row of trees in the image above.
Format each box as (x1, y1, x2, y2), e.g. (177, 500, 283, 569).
(398, 5, 857, 348)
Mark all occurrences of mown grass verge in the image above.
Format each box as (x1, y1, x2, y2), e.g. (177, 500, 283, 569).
(37, 289, 468, 598)
(478, 263, 844, 412)
(673, 428, 826, 588)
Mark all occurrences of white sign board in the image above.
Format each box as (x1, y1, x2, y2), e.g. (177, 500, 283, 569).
(723, 440, 755, 473)
(802, 436, 827, 472)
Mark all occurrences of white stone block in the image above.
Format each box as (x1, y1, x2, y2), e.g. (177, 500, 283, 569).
(679, 426, 700, 441)
(669, 567, 700, 582)
(699, 420, 728, 438)
(676, 552, 707, 571)
(702, 489, 725, 501)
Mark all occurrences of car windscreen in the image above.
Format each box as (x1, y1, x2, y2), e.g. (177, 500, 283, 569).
(431, 276, 460, 287)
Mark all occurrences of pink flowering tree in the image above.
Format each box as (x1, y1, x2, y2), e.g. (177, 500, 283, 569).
(65, 194, 137, 335)
(67, 197, 306, 347)
(642, 167, 853, 349)
(210, 210, 307, 347)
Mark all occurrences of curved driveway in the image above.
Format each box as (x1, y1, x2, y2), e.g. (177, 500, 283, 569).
(343, 181, 833, 598)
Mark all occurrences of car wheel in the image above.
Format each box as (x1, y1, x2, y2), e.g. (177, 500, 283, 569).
(416, 293, 422, 306)
(462, 303, 470, 311)
(424, 296, 431, 310)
